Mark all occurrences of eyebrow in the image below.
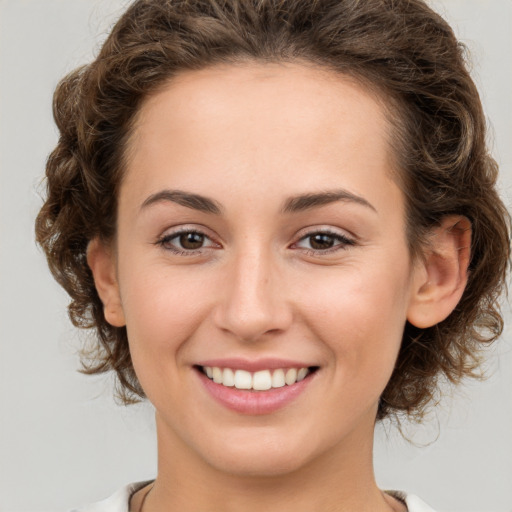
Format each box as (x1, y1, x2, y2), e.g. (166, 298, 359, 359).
(141, 190, 223, 214)
(281, 190, 377, 214)
(140, 188, 376, 215)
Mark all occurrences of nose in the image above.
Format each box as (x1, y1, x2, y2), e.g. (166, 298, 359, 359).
(212, 246, 293, 342)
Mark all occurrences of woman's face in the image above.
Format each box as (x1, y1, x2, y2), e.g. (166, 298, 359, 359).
(100, 62, 425, 475)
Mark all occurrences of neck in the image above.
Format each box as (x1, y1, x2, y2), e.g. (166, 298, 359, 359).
(145, 413, 400, 512)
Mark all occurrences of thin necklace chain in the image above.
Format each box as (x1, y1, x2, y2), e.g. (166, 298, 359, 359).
(139, 484, 154, 512)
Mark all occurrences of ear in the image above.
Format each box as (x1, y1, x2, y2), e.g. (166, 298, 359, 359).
(407, 215, 471, 329)
(87, 238, 126, 327)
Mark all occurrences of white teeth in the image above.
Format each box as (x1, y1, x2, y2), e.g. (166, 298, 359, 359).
(253, 370, 272, 391)
(297, 367, 308, 382)
(234, 370, 252, 389)
(212, 367, 223, 383)
(271, 369, 285, 388)
(222, 368, 235, 387)
(202, 366, 312, 390)
(285, 368, 298, 385)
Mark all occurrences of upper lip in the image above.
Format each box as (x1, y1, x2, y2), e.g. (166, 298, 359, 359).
(195, 358, 317, 372)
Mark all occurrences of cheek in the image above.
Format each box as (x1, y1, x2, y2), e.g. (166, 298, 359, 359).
(118, 263, 214, 360)
(117, 264, 220, 407)
(297, 261, 411, 381)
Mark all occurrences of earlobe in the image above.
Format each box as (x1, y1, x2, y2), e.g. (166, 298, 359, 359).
(86, 238, 126, 327)
(407, 215, 471, 329)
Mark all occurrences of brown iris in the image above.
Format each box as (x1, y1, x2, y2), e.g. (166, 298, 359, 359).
(179, 232, 205, 250)
(308, 233, 336, 250)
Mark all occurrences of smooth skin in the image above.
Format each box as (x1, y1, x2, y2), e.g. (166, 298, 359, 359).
(88, 62, 471, 512)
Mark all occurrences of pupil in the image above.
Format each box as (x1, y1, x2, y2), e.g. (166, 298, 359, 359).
(180, 232, 204, 249)
(310, 234, 334, 250)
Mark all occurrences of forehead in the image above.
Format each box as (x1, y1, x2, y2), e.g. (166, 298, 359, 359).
(125, 62, 402, 219)
(133, 61, 391, 152)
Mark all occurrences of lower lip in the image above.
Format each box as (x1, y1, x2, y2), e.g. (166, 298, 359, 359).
(197, 370, 315, 415)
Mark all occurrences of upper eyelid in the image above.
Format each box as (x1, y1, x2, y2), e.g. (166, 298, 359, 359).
(294, 226, 356, 241)
(290, 227, 358, 254)
(155, 225, 356, 249)
(155, 226, 219, 251)
(293, 231, 354, 248)
(158, 224, 216, 240)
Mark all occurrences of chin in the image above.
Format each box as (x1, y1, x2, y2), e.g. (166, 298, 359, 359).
(197, 428, 321, 478)
(208, 450, 312, 478)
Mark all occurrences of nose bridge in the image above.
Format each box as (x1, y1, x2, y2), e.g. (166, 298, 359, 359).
(214, 241, 291, 341)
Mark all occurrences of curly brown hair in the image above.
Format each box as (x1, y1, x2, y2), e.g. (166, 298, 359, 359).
(35, 0, 510, 420)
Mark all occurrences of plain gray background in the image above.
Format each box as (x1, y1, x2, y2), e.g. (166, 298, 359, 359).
(1, 1, 511, 511)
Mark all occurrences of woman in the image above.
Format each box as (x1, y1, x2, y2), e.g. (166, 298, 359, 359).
(35, 1, 510, 511)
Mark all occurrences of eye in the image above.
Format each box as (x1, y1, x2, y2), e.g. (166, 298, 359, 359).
(156, 229, 218, 254)
(294, 230, 355, 253)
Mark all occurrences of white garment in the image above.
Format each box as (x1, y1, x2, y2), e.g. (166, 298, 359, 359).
(71, 481, 437, 512)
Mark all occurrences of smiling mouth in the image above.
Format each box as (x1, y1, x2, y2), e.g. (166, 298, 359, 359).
(197, 366, 319, 391)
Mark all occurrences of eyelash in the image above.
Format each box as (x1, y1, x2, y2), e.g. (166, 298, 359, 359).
(155, 228, 355, 256)
(294, 229, 356, 255)
(155, 229, 218, 256)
